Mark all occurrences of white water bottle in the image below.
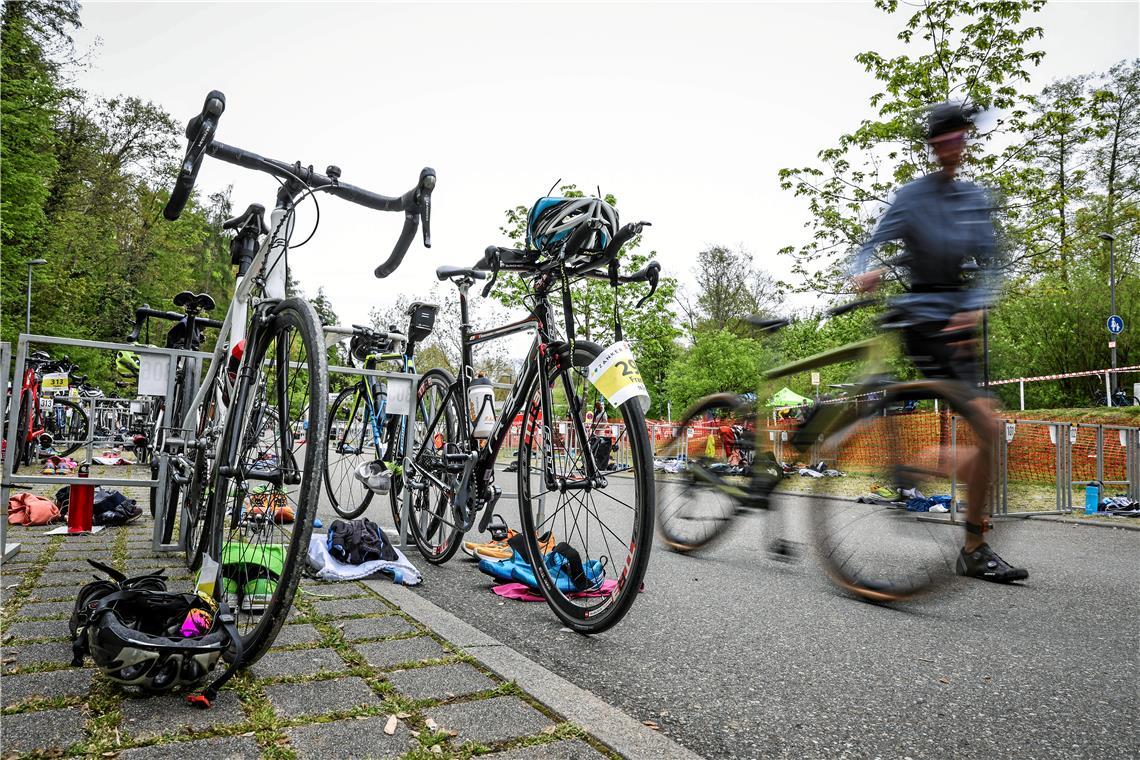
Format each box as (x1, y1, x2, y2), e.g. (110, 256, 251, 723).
(468, 376, 496, 438)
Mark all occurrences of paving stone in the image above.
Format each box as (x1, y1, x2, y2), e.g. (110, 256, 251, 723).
(2, 639, 75, 670)
(357, 636, 447, 669)
(3, 618, 69, 640)
(299, 581, 372, 598)
(32, 559, 102, 573)
(272, 623, 324, 647)
(265, 676, 380, 718)
(489, 739, 607, 759)
(120, 691, 245, 739)
(337, 615, 415, 641)
(1, 666, 93, 706)
(117, 735, 262, 760)
(37, 571, 104, 586)
(311, 596, 390, 617)
(252, 647, 348, 679)
(0, 706, 86, 753)
(15, 598, 73, 619)
(428, 696, 554, 745)
(287, 714, 413, 759)
(386, 662, 495, 701)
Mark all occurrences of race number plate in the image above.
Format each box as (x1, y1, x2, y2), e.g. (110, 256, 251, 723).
(39, 396, 54, 413)
(41, 372, 69, 393)
(587, 341, 650, 413)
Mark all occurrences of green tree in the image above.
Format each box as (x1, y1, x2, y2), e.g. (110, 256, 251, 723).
(664, 329, 768, 412)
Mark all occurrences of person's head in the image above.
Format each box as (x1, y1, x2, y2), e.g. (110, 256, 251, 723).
(926, 102, 973, 175)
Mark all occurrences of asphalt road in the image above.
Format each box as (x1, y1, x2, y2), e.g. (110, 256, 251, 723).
(318, 467, 1140, 760)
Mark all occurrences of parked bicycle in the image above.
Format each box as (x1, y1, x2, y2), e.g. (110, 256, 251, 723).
(160, 90, 434, 665)
(657, 296, 994, 603)
(9, 351, 89, 472)
(403, 196, 660, 633)
(1092, 388, 1139, 407)
(124, 295, 223, 540)
(323, 302, 438, 524)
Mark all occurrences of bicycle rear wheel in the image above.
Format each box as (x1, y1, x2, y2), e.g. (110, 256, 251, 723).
(516, 340, 654, 634)
(323, 383, 376, 519)
(47, 398, 88, 459)
(405, 368, 464, 564)
(656, 394, 767, 552)
(204, 298, 326, 664)
(809, 380, 989, 602)
(12, 392, 32, 473)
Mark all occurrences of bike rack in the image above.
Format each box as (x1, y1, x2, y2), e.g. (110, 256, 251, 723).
(1, 333, 207, 554)
(1069, 423, 1139, 508)
(2, 340, 19, 563)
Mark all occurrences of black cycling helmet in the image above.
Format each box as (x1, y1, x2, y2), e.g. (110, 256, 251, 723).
(84, 591, 229, 693)
(926, 102, 975, 141)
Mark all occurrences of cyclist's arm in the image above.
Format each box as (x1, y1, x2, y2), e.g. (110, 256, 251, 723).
(851, 190, 909, 288)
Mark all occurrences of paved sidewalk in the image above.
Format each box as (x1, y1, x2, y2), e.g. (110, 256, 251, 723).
(0, 520, 620, 759)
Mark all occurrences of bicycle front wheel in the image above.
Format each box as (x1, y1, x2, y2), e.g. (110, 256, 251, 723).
(517, 340, 654, 634)
(47, 398, 89, 459)
(206, 298, 327, 664)
(405, 368, 465, 564)
(809, 381, 989, 602)
(323, 384, 376, 519)
(656, 394, 762, 553)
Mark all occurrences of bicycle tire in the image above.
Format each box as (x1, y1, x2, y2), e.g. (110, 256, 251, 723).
(386, 413, 406, 531)
(205, 297, 326, 664)
(656, 394, 763, 553)
(809, 379, 990, 603)
(516, 340, 655, 634)
(323, 383, 375, 519)
(12, 392, 31, 473)
(406, 367, 465, 564)
(47, 398, 88, 459)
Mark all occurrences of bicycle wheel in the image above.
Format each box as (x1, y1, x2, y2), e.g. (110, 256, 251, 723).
(809, 380, 989, 602)
(656, 394, 765, 552)
(386, 413, 406, 531)
(182, 397, 215, 571)
(47, 399, 88, 459)
(405, 368, 464, 564)
(516, 340, 655, 634)
(12, 392, 32, 473)
(204, 297, 326, 664)
(323, 384, 376, 519)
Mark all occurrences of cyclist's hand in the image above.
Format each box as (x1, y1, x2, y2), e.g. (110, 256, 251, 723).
(853, 268, 884, 293)
(943, 309, 982, 347)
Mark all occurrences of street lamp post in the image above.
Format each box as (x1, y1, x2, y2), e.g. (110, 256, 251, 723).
(25, 259, 47, 334)
(1099, 233, 1116, 395)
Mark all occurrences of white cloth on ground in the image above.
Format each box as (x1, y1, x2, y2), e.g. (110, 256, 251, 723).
(306, 534, 422, 585)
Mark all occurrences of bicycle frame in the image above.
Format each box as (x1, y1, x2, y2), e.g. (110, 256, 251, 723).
(409, 278, 604, 533)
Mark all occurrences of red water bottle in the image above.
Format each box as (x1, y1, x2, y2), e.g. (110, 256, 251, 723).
(68, 463, 94, 533)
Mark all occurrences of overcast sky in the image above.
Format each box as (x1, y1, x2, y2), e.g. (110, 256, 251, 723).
(71, 1, 1138, 353)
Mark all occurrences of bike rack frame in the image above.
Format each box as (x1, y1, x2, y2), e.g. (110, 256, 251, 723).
(1, 334, 207, 554)
(2, 340, 18, 563)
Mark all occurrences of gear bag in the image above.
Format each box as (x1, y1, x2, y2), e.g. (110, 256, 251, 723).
(326, 518, 397, 565)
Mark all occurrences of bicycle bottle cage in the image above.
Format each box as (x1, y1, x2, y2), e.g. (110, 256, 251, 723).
(407, 302, 438, 344)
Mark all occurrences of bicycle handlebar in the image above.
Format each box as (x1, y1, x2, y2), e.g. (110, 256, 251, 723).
(163, 90, 434, 280)
(827, 298, 879, 319)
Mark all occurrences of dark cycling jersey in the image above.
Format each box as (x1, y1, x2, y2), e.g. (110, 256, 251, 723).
(854, 171, 1000, 324)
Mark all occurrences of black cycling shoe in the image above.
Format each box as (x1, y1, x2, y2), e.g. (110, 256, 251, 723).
(955, 543, 1028, 584)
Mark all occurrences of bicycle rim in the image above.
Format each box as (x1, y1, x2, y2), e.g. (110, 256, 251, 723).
(324, 384, 375, 519)
(204, 298, 325, 662)
(407, 369, 464, 564)
(809, 381, 981, 602)
(656, 394, 762, 553)
(517, 341, 654, 633)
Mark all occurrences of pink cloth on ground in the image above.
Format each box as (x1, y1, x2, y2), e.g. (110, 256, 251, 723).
(492, 579, 620, 602)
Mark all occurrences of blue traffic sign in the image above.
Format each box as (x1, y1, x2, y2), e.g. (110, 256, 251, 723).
(1107, 315, 1124, 334)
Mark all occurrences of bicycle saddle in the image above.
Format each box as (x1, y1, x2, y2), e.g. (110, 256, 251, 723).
(436, 265, 488, 281)
(173, 291, 216, 312)
(222, 203, 268, 234)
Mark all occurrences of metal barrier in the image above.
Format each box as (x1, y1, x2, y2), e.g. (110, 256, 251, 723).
(2, 334, 211, 555)
(2, 341, 18, 563)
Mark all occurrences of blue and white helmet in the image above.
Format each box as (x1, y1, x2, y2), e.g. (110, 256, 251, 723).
(527, 197, 618, 257)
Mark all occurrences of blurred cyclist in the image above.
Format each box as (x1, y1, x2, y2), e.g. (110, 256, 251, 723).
(852, 102, 1028, 584)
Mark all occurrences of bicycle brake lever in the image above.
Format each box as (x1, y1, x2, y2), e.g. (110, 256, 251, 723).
(635, 262, 661, 309)
(418, 168, 435, 248)
(481, 254, 500, 297)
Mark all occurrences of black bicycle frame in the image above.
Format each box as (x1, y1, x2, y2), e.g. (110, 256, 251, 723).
(412, 276, 604, 533)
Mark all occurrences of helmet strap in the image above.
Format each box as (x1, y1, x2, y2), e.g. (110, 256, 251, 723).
(189, 596, 243, 709)
(607, 259, 624, 342)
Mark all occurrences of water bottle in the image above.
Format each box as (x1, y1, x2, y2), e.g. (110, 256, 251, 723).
(468, 376, 496, 439)
(1085, 480, 1102, 515)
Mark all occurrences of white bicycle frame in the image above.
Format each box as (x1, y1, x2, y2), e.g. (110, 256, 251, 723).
(184, 205, 296, 429)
